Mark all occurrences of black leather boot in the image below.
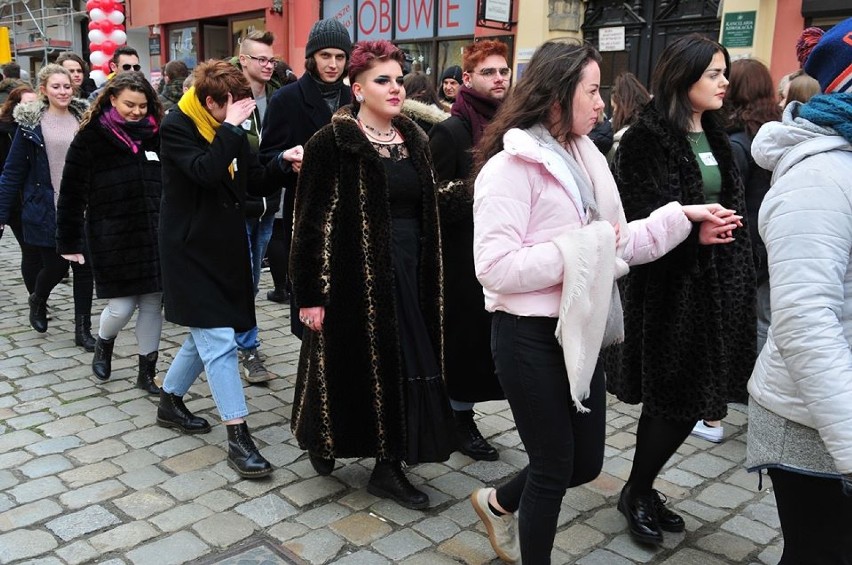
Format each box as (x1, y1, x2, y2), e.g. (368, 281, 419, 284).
(91, 336, 115, 381)
(367, 459, 429, 509)
(266, 288, 289, 304)
(156, 391, 211, 434)
(227, 422, 273, 479)
(454, 409, 499, 461)
(75, 315, 96, 352)
(28, 294, 48, 333)
(136, 351, 161, 395)
(617, 484, 663, 545)
(308, 451, 335, 476)
(651, 489, 685, 532)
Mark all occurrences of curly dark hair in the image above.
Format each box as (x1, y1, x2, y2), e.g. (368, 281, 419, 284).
(80, 71, 163, 129)
(723, 58, 780, 137)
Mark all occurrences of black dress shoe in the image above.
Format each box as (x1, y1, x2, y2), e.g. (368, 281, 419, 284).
(454, 409, 499, 461)
(266, 288, 290, 304)
(156, 391, 211, 434)
(227, 422, 273, 479)
(368, 460, 429, 510)
(308, 451, 335, 476)
(651, 489, 685, 532)
(28, 294, 48, 333)
(618, 484, 663, 545)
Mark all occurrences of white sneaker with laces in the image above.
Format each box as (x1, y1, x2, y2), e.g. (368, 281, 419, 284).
(691, 420, 724, 443)
(470, 487, 520, 563)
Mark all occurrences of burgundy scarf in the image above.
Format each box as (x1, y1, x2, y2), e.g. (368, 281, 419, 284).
(98, 106, 158, 154)
(451, 85, 502, 146)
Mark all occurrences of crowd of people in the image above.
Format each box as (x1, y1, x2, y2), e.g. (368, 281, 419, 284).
(0, 14, 850, 565)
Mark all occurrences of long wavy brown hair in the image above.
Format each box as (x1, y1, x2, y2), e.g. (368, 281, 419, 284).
(611, 72, 650, 132)
(0, 84, 35, 124)
(723, 58, 780, 137)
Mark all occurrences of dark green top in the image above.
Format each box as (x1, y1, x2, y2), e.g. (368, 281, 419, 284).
(687, 131, 722, 204)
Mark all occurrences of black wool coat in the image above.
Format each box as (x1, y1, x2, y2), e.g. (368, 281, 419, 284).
(158, 109, 286, 332)
(429, 115, 503, 403)
(56, 123, 162, 299)
(605, 104, 756, 421)
(290, 107, 444, 461)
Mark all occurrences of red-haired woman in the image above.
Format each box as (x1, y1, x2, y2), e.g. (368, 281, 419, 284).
(290, 40, 457, 509)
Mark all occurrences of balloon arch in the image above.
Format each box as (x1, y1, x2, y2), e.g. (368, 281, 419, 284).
(86, 0, 127, 85)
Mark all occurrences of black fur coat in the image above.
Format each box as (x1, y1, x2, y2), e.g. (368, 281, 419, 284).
(289, 107, 444, 460)
(605, 104, 756, 421)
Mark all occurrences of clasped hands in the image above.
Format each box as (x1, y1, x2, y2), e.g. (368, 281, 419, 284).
(682, 203, 743, 245)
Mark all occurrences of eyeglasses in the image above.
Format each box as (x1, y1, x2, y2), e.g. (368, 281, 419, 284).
(245, 54, 277, 67)
(121, 64, 142, 71)
(473, 67, 511, 78)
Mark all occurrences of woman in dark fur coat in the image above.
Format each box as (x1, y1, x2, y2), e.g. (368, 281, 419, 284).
(57, 72, 165, 394)
(290, 40, 457, 510)
(606, 34, 756, 546)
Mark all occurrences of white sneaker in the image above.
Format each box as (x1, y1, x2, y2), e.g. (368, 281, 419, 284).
(691, 420, 724, 443)
(470, 487, 520, 563)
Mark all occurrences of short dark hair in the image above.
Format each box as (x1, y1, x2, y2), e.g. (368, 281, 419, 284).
(111, 45, 139, 66)
(651, 33, 730, 134)
(2, 62, 21, 79)
(240, 30, 274, 50)
(348, 40, 405, 85)
(56, 52, 89, 74)
(193, 59, 252, 106)
(403, 71, 441, 106)
(163, 60, 189, 81)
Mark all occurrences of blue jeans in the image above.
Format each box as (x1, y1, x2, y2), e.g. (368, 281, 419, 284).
(235, 214, 275, 351)
(162, 327, 248, 421)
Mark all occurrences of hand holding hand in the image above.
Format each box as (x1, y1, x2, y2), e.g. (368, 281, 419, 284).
(61, 253, 85, 264)
(698, 216, 741, 245)
(282, 145, 304, 173)
(224, 93, 256, 127)
(299, 306, 325, 332)
(682, 203, 736, 225)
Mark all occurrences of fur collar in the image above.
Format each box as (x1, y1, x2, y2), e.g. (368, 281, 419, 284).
(13, 98, 88, 130)
(402, 99, 449, 126)
(330, 105, 429, 159)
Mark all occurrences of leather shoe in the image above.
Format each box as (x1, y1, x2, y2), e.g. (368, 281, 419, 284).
(156, 391, 211, 434)
(266, 288, 289, 304)
(454, 409, 498, 461)
(368, 460, 429, 510)
(651, 489, 685, 532)
(227, 422, 273, 479)
(308, 451, 335, 476)
(618, 484, 663, 545)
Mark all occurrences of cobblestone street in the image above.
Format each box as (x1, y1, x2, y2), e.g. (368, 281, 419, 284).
(0, 235, 784, 564)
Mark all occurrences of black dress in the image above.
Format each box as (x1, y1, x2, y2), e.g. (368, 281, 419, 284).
(375, 140, 456, 464)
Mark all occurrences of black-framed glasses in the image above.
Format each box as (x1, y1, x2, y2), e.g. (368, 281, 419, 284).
(473, 67, 511, 78)
(245, 54, 276, 67)
(121, 64, 142, 71)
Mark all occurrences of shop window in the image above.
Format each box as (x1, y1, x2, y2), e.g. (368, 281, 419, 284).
(169, 25, 198, 68)
(397, 41, 433, 75)
(231, 15, 267, 56)
(436, 39, 468, 77)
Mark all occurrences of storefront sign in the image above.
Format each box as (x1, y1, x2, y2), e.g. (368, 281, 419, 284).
(598, 26, 625, 52)
(323, 0, 475, 41)
(722, 11, 756, 49)
(149, 35, 161, 56)
(483, 0, 511, 23)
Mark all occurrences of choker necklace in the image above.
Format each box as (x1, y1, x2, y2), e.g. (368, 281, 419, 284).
(358, 119, 395, 138)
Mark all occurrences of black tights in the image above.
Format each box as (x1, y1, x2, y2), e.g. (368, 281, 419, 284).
(626, 412, 695, 495)
(34, 247, 93, 319)
(9, 222, 41, 293)
(266, 217, 290, 291)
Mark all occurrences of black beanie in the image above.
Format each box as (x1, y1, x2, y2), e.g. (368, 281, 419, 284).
(305, 18, 352, 58)
(440, 65, 463, 83)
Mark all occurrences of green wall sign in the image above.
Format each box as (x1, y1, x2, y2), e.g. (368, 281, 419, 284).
(722, 11, 756, 49)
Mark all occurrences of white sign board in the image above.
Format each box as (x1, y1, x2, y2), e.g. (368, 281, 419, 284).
(484, 0, 511, 23)
(599, 26, 626, 52)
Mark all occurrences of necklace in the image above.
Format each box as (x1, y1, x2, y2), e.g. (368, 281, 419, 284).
(358, 119, 395, 138)
(687, 130, 704, 146)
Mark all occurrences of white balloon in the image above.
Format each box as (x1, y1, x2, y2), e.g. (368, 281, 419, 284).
(89, 8, 106, 21)
(87, 29, 106, 44)
(108, 29, 126, 44)
(90, 69, 107, 86)
(89, 50, 108, 66)
(106, 11, 125, 25)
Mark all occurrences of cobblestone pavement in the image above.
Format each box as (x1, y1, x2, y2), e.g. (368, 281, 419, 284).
(0, 236, 784, 565)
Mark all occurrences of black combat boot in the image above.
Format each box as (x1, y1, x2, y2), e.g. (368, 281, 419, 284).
(367, 459, 429, 509)
(226, 422, 273, 479)
(454, 409, 499, 461)
(28, 294, 48, 333)
(136, 351, 161, 394)
(74, 314, 96, 352)
(156, 391, 211, 434)
(91, 336, 115, 381)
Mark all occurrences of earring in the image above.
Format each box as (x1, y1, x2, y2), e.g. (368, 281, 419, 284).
(355, 94, 364, 102)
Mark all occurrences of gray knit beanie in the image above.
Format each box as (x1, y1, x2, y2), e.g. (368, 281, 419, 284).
(305, 18, 352, 58)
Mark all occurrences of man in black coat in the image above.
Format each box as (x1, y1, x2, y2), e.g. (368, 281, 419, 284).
(428, 40, 510, 461)
(259, 17, 351, 341)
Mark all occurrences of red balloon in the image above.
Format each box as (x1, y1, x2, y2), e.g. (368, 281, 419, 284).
(101, 40, 116, 55)
(110, 3, 124, 13)
(100, 0, 115, 12)
(101, 63, 112, 74)
(89, 42, 102, 51)
(99, 20, 115, 34)
(85, 0, 100, 12)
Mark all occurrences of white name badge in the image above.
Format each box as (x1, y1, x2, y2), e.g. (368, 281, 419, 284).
(241, 119, 252, 131)
(698, 152, 718, 167)
(232, 158, 239, 172)
(145, 151, 159, 161)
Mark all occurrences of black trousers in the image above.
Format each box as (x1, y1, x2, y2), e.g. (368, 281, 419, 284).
(266, 217, 289, 291)
(34, 247, 93, 319)
(492, 312, 606, 564)
(9, 222, 41, 293)
(769, 467, 852, 565)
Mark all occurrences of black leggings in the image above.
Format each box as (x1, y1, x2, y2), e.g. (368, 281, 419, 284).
(491, 312, 606, 564)
(769, 468, 852, 565)
(626, 412, 695, 495)
(266, 217, 290, 291)
(9, 222, 41, 294)
(34, 247, 93, 319)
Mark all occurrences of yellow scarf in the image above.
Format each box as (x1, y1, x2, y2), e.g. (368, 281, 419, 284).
(177, 86, 234, 179)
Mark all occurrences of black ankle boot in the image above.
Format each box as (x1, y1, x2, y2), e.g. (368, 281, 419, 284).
(91, 336, 115, 381)
(618, 484, 663, 545)
(28, 294, 48, 333)
(308, 451, 335, 476)
(156, 391, 211, 434)
(266, 288, 289, 304)
(136, 351, 161, 395)
(454, 409, 498, 461)
(227, 422, 273, 479)
(75, 315, 96, 352)
(367, 460, 429, 509)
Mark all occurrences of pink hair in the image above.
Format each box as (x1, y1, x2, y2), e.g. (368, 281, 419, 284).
(347, 40, 406, 85)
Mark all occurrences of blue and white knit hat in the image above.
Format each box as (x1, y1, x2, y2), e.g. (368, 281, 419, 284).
(804, 17, 852, 94)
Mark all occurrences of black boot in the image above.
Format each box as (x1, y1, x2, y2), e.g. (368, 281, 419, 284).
(266, 288, 289, 304)
(156, 391, 211, 434)
(136, 351, 161, 395)
(91, 336, 115, 381)
(617, 484, 663, 545)
(454, 409, 499, 461)
(75, 315, 96, 352)
(367, 460, 429, 509)
(28, 294, 48, 333)
(308, 451, 335, 476)
(227, 422, 273, 479)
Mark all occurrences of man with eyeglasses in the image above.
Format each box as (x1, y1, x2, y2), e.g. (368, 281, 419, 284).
(428, 39, 511, 462)
(229, 30, 285, 385)
(88, 46, 142, 102)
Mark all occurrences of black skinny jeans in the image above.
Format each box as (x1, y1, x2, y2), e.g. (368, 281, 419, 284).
(9, 222, 41, 293)
(34, 247, 93, 319)
(769, 467, 852, 565)
(492, 312, 606, 564)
